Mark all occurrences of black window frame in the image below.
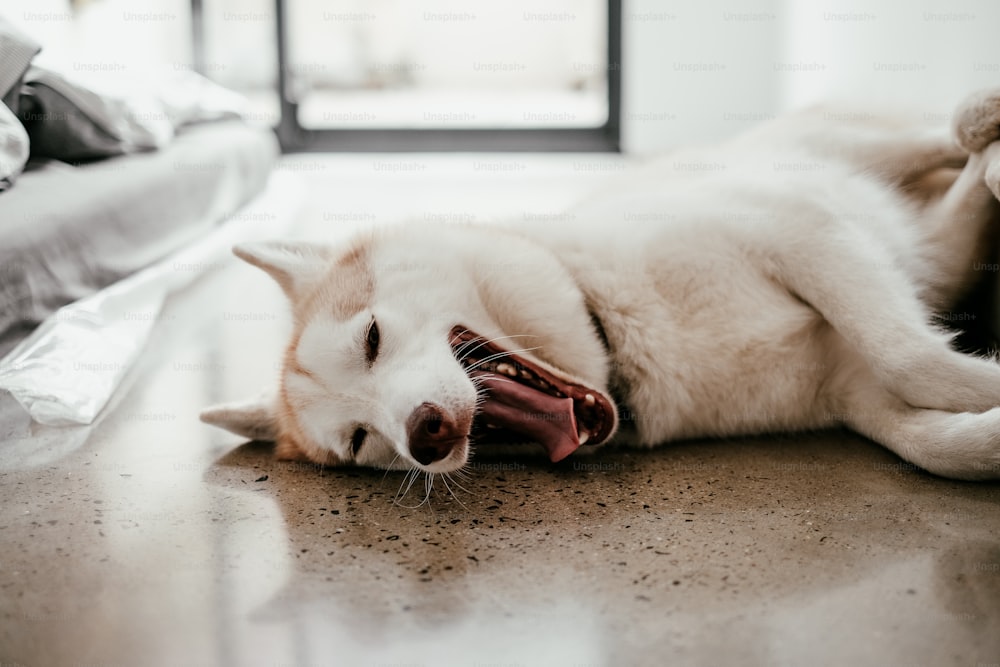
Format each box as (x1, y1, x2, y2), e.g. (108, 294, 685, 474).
(192, 0, 620, 153)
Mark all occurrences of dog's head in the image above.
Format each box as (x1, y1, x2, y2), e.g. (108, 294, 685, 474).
(201, 225, 618, 473)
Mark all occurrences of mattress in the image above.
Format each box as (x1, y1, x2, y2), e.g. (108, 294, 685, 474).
(0, 120, 278, 352)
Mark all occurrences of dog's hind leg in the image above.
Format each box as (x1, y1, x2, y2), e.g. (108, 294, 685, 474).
(770, 210, 1000, 415)
(777, 91, 1000, 416)
(738, 105, 968, 185)
(916, 89, 1000, 308)
(829, 352, 1000, 480)
(917, 142, 1000, 308)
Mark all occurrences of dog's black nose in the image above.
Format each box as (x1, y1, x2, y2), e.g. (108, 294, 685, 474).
(406, 403, 466, 465)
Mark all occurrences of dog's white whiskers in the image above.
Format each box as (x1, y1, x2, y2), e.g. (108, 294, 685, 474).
(422, 472, 435, 507)
(380, 453, 402, 484)
(455, 332, 529, 361)
(392, 468, 412, 504)
(455, 333, 538, 366)
(394, 467, 423, 506)
(459, 334, 537, 360)
(454, 335, 486, 359)
(465, 346, 543, 373)
(440, 473, 470, 510)
(410, 470, 426, 501)
(449, 328, 474, 349)
(448, 465, 473, 484)
(470, 333, 539, 352)
(444, 471, 472, 497)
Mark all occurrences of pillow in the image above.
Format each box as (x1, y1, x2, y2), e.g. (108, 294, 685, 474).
(0, 14, 40, 188)
(0, 101, 29, 191)
(151, 69, 250, 128)
(20, 66, 173, 162)
(0, 16, 42, 114)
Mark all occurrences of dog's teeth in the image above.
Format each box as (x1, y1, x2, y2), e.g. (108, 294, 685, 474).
(584, 393, 596, 406)
(519, 369, 532, 379)
(496, 362, 517, 377)
(579, 430, 591, 445)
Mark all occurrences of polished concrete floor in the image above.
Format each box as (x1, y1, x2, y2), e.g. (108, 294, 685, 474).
(2, 155, 1000, 667)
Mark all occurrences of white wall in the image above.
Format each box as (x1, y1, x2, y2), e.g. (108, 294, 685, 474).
(622, 0, 1000, 155)
(6, 0, 192, 76)
(5, 0, 74, 67)
(622, 0, 785, 154)
(780, 0, 999, 116)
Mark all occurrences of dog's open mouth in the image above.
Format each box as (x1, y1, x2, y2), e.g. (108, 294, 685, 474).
(450, 326, 615, 462)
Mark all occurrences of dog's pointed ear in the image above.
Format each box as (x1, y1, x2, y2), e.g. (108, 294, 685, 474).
(232, 241, 333, 302)
(200, 397, 279, 441)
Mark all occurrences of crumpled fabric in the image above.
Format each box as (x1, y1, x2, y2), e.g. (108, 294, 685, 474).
(0, 101, 29, 191)
(19, 66, 254, 163)
(0, 170, 304, 426)
(0, 14, 41, 189)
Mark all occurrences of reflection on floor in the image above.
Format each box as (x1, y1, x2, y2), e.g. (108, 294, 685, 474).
(1, 155, 999, 667)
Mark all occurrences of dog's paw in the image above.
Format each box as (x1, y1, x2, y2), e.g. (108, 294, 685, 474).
(953, 88, 1000, 153)
(985, 146, 1000, 201)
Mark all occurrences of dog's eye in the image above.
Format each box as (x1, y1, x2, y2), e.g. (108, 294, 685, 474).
(365, 317, 380, 364)
(350, 427, 367, 457)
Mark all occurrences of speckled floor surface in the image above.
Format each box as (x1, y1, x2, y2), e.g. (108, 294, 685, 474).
(2, 155, 999, 667)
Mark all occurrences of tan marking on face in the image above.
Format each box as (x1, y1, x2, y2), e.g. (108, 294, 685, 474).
(297, 238, 375, 323)
(274, 433, 312, 462)
(284, 335, 321, 384)
(275, 385, 344, 466)
(273, 240, 375, 466)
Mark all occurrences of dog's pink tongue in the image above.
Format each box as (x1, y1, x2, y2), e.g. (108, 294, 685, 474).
(476, 374, 580, 462)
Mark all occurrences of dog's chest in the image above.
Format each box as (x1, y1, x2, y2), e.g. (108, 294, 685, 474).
(570, 233, 838, 445)
(605, 274, 835, 443)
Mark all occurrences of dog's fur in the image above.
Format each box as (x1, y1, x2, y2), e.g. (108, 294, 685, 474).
(203, 89, 1000, 481)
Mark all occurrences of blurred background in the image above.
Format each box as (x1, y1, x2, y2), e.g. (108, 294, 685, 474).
(6, 0, 999, 152)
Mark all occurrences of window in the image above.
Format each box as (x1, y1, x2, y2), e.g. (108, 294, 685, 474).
(196, 0, 620, 151)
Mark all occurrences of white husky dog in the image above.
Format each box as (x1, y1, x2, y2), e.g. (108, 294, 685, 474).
(202, 89, 1000, 481)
